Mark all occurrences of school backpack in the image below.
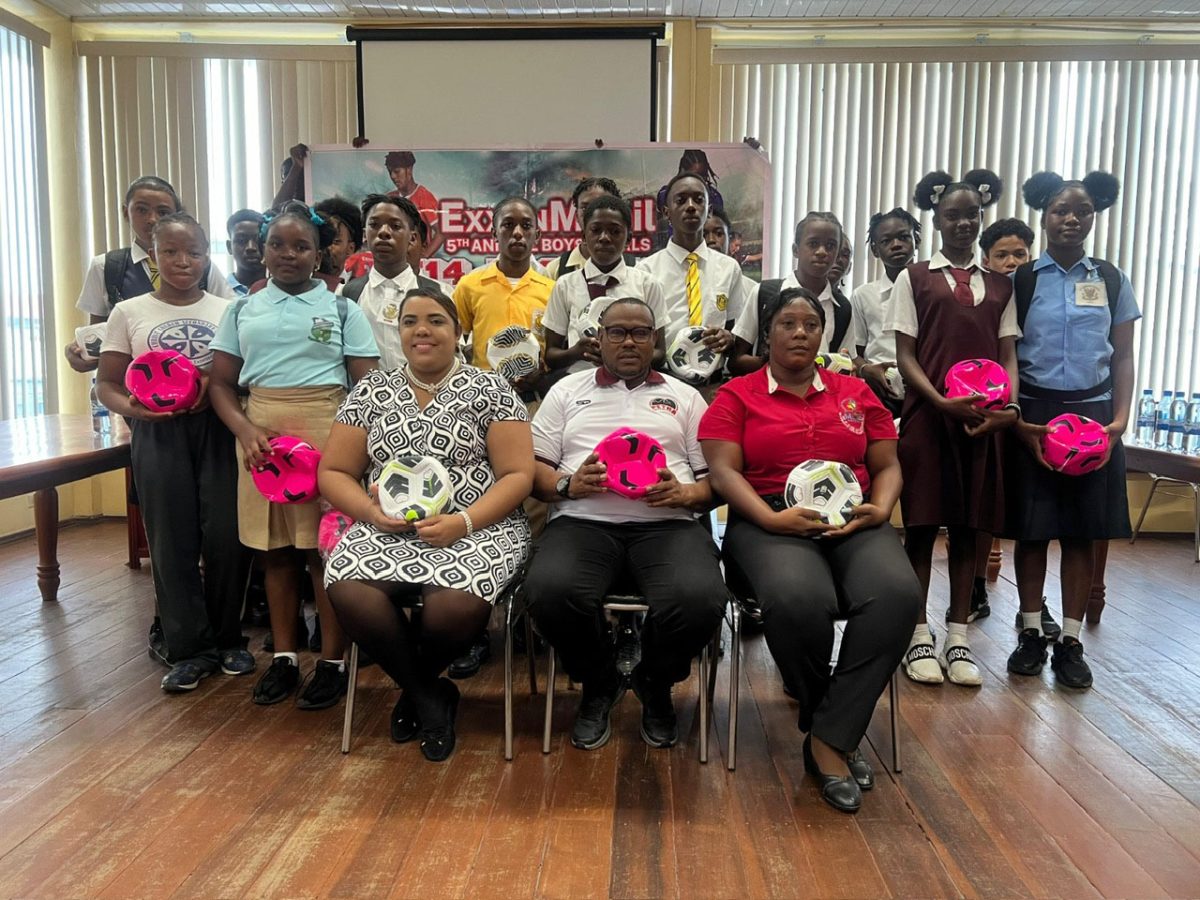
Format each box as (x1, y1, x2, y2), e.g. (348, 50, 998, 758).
(340, 272, 442, 303)
(554, 250, 638, 278)
(103, 247, 211, 310)
(754, 279, 852, 354)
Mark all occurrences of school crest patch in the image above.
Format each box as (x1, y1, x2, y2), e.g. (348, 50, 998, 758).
(715, 293, 728, 311)
(308, 316, 335, 344)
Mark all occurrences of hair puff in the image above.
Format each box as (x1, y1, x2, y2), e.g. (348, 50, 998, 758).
(962, 169, 1003, 207)
(1022, 171, 1066, 210)
(913, 170, 955, 211)
(1081, 171, 1120, 212)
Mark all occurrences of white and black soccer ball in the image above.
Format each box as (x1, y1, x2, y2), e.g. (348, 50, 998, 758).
(486, 325, 541, 383)
(783, 459, 863, 527)
(814, 351, 855, 375)
(377, 456, 452, 522)
(884, 366, 904, 397)
(577, 297, 607, 340)
(75, 323, 108, 361)
(666, 326, 722, 384)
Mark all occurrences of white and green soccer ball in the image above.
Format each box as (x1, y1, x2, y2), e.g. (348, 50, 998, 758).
(814, 351, 855, 375)
(486, 325, 541, 383)
(377, 456, 451, 522)
(783, 459, 863, 526)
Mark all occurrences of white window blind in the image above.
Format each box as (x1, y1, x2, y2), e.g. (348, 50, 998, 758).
(0, 24, 53, 420)
(712, 55, 1200, 398)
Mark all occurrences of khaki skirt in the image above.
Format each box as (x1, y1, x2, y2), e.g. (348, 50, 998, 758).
(236, 386, 345, 551)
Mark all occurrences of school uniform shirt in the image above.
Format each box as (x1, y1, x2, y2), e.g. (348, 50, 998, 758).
(698, 366, 897, 498)
(542, 259, 669, 374)
(76, 244, 236, 318)
(210, 279, 379, 388)
(544, 246, 587, 280)
(848, 276, 899, 365)
(637, 241, 748, 344)
(887, 251, 1021, 341)
(100, 291, 231, 370)
(453, 262, 555, 370)
(1017, 255, 1140, 400)
(347, 266, 420, 370)
(731, 273, 844, 354)
(226, 272, 251, 297)
(532, 367, 709, 524)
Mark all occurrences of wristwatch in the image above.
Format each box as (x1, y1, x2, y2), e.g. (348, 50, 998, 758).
(555, 474, 573, 500)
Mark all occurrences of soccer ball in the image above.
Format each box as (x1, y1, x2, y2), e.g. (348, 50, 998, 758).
(783, 459, 864, 527)
(667, 326, 722, 384)
(594, 427, 667, 499)
(125, 349, 202, 412)
(317, 507, 355, 560)
(1041, 414, 1110, 476)
(884, 366, 904, 398)
(75, 323, 108, 361)
(814, 351, 854, 375)
(944, 358, 1011, 409)
(377, 456, 452, 522)
(577, 297, 607, 341)
(251, 435, 321, 504)
(486, 325, 541, 383)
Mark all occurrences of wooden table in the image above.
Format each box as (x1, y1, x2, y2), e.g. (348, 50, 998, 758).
(0, 414, 132, 602)
(1126, 442, 1200, 563)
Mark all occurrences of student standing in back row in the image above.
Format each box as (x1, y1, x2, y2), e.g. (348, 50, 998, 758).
(1004, 172, 1139, 690)
(888, 169, 1020, 688)
(545, 177, 623, 279)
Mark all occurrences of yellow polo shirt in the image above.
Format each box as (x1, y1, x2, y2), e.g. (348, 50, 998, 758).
(453, 262, 555, 369)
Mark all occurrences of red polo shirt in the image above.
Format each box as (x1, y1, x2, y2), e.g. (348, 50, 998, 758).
(698, 367, 896, 497)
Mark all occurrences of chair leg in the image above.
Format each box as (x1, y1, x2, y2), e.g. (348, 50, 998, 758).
(699, 643, 709, 764)
(505, 606, 514, 762)
(728, 604, 741, 772)
(524, 611, 538, 695)
(341, 642, 360, 754)
(890, 668, 902, 773)
(1131, 475, 1161, 543)
(542, 651, 556, 754)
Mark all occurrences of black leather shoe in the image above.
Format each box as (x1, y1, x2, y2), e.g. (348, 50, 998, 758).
(571, 672, 625, 750)
(846, 745, 874, 790)
(632, 667, 678, 748)
(447, 634, 491, 680)
(419, 679, 460, 762)
(803, 735, 862, 814)
(391, 692, 420, 743)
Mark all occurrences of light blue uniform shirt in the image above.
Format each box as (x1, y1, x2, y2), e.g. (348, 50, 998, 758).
(210, 279, 379, 388)
(1017, 255, 1140, 400)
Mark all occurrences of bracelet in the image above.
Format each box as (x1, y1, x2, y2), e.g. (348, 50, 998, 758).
(458, 510, 474, 536)
(1003, 401, 1023, 419)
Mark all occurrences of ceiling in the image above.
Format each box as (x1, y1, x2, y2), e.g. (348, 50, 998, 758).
(38, 0, 1200, 20)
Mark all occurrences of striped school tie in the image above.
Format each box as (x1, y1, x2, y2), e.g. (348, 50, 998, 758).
(147, 255, 161, 291)
(686, 252, 702, 325)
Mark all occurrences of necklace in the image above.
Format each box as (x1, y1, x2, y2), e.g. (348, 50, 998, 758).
(405, 359, 460, 394)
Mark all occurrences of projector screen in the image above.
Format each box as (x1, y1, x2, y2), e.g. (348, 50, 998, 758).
(349, 26, 662, 148)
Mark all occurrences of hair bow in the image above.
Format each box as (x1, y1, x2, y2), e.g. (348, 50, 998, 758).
(978, 183, 992, 203)
(930, 184, 946, 206)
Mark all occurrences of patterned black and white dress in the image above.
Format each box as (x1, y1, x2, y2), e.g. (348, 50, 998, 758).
(324, 366, 531, 604)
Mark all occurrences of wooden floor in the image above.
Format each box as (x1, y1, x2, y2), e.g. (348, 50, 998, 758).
(1, 521, 1198, 899)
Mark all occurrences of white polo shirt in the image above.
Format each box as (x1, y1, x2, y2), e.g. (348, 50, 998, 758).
(76, 243, 236, 318)
(342, 265, 420, 370)
(731, 272, 838, 354)
(532, 367, 709, 524)
(887, 251, 1021, 339)
(542, 258, 669, 374)
(848, 275, 900, 365)
(637, 240, 747, 344)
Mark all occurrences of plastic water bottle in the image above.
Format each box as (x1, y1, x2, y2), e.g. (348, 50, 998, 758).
(1135, 389, 1157, 445)
(1155, 391, 1174, 448)
(90, 376, 111, 435)
(1168, 391, 1188, 452)
(1185, 392, 1200, 456)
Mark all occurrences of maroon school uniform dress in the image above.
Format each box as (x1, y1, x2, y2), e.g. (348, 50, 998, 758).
(897, 262, 1011, 533)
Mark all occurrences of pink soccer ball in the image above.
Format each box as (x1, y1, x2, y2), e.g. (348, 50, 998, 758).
(318, 507, 355, 559)
(251, 435, 322, 504)
(125, 349, 201, 412)
(1041, 414, 1110, 476)
(944, 358, 1011, 409)
(594, 427, 667, 500)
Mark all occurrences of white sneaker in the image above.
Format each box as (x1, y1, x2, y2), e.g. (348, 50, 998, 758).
(939, 641, 983, 686)
(904, 640, 944, 684)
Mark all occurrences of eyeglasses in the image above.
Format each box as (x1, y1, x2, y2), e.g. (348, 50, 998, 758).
(602, 326, 654, 344)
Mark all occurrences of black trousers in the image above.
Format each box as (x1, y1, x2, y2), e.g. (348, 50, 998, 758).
(525, 516, 727, 685)
(723, 517, 920, 752)
(131, 409, 249, 668)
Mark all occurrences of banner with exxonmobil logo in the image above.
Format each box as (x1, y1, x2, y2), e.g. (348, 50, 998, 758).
(306, 143, 772, 285)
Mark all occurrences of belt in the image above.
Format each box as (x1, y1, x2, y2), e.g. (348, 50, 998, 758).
(1020, 374, 1112, 402)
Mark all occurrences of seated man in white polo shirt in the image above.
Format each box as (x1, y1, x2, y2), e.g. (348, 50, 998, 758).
(526, 298, 727, 751)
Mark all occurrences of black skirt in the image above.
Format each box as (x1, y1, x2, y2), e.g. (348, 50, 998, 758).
(1003, 396, 1132, 542)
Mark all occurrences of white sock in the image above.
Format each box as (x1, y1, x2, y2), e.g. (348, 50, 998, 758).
(910, 624, 933, 647)
(322, 658, 346, 673)
(1022, 611, 1044, 635)
(946, 622, 968, 645)
(274, 652, 299, 666)
(1061, 617, 1083, 642)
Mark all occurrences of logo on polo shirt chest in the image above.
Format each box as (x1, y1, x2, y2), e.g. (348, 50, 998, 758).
(650, 397, 678, 415)
(715, 293, 728, 311)
(309, 316, 335, 344)
(839, 397, 865, 434)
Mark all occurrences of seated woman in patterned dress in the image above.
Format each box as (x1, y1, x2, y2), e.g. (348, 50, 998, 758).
(319, 286, 535, 762)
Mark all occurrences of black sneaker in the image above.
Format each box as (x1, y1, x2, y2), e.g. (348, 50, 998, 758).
(296, 659, 348, 710)
(220, 648, 256, 676)
(632, 667, 678, 749)
(161, 661, 212, 693)
(570, 672, 625, 750)
(1051, 638, 1093, 689)
(252, 657, 300, 705)
(148, 619, 171, 668)
(1007, 628, 1049, 676)
(308, 615, 322, 653)
(447, 633, 491, 680)
(1013, 599, 1062, 641)
(947, 579, 991, 623)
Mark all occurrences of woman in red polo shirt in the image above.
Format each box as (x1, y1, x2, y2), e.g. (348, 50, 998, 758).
(700, 287, 921, 815)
